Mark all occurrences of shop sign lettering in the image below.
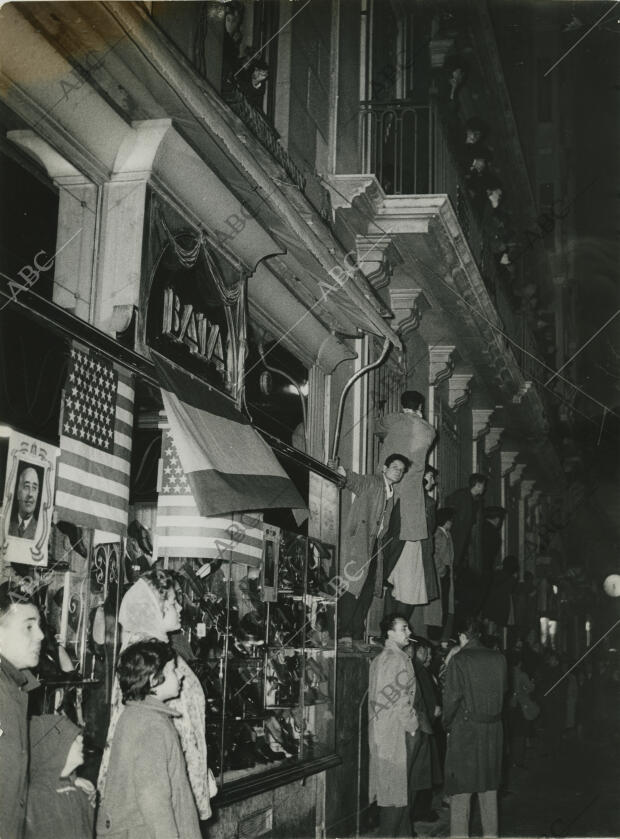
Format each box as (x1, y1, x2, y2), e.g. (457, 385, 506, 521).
(161, 287, 225, 373)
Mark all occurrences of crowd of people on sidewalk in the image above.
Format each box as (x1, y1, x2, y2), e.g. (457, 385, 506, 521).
(366, 612, 611, 839)
(334, 389, 607, 837)
(0, 569, 211, 839)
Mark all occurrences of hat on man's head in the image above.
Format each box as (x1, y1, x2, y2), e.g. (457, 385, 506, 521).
(484, 506, 506, 519)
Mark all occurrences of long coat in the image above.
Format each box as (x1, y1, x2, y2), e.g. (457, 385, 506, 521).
(368, 639, 419, 807)
(445, 487, 478, 569)
(384, 493, 440, 604)
(423, 525, 454, 626)
(0, 659, 39, 839)
(26, 715, 93, 839)
(377, 412, 436, 541)
(97, 697, 201, 839)
(341, 471, 393, 598)
(443, 639, 507, 794)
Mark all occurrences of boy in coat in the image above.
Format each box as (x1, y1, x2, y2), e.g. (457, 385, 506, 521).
(97, 639, 201, 839)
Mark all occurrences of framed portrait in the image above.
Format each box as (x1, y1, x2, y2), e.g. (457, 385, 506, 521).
(261, 524, 280, 602)
(1, 429, 59, 567)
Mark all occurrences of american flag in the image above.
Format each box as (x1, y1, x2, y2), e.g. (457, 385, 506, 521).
(154, 427, 264, 564)
(55, 344, 134, 534)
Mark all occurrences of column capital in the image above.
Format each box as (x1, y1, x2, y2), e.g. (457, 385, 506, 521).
(500, 450, 519, 476)
(448, 372, 474, 409)
(389, 288, 430, 336)
(509, 463, 527, 486)
(484, 426, 504, 455)
(472, 408, 494, 440)
(429, 345, 457, 387)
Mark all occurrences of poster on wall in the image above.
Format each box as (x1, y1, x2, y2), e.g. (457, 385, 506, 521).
(0, 429, 59, 568)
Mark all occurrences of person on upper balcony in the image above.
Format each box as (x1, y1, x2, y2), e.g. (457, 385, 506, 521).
(237, 57, 270, 113)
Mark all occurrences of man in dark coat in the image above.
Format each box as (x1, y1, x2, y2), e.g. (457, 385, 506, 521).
(411, 638, 443, 823)
(480, 507, 506, 608)
(443, 616, 507, 837)
(337, 454, 409, 642)
(0, 582, 44, 839)
(446, 474, 487, 622)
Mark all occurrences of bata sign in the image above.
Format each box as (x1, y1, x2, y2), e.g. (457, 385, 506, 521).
(161, 287, 225, 373)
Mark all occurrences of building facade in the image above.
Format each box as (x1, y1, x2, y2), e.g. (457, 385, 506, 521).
(0, 1, 594, 836)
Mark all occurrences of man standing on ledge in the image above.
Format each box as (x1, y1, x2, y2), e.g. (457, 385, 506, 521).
(443, 616, 507, 838)
(336, 454, 409, 646)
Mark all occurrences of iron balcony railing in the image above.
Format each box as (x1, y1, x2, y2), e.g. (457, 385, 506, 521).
(361, 98, 548, 401)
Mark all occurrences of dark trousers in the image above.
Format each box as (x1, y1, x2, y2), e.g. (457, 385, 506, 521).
(339, 554, 378, 640)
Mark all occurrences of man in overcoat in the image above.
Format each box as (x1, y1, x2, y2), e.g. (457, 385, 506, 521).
(368, 614, 421, 837)
(337, 454, 409, 642)
(446, 474, 487, 621)
(384, 465, 440, 623)
(443, 616, 507, 837)
(0, 582, 44, 839)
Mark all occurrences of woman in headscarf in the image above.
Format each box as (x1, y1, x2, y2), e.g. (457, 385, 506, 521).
(97, 569, 213, 821)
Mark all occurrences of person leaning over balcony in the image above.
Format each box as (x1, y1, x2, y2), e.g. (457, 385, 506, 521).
(336, 454, 409, 646)
(237, 57, 269, 112)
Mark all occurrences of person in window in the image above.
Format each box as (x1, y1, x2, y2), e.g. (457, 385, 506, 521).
(237, 57, 270, 113)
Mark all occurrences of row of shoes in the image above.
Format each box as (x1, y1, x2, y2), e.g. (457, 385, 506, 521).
(206, 713, 316, 774)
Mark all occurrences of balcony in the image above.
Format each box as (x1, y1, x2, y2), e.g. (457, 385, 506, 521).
(360, 98, 547, 405)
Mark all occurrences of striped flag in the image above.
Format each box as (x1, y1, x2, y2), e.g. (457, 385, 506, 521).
(155, 427, 264, 565)
(55, 344, 134, 535)
(153, 352, 305, 517)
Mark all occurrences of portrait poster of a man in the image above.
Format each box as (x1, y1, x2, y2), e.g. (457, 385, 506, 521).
(1, 430, 58, 568)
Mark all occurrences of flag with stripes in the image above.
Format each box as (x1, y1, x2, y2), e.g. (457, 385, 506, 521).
(153, 352, 305, 517)
(155, 427, 264, 565)
(55, 344, 134, 535)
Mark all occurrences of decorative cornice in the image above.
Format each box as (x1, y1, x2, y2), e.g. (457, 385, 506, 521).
(389, 288, 430, 336)
(355, 234, 399, 291)
(472, 408, 494, 440)
(500, 450, 518, 476)
(429, 345, 457, 387)
(509, 463, 527, 486)
(448, 372, 474, 409)
(484, 426, 504, 455)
